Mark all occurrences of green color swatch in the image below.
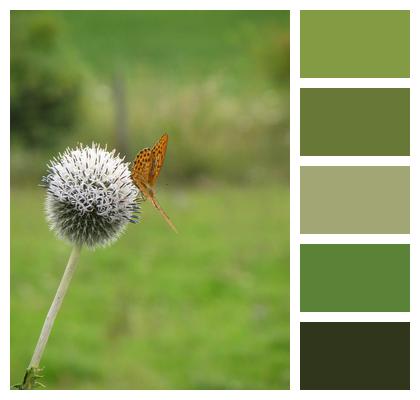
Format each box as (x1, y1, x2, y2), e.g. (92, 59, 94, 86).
(300, 89, 410, 156)
(300, 244, 410, 312)
(300, 166, 410, 234)
(300, 10, 410, 77)
(300, 322, 410, 390)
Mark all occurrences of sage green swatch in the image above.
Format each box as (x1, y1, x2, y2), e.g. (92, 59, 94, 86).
(300, 167, 410, 234)
(300, 244, 410, 312)
(300, 89, 410, 156)
(300, 10, 410, 77)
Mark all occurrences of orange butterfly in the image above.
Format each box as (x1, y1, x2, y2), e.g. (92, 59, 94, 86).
(131, 133, 178, 233)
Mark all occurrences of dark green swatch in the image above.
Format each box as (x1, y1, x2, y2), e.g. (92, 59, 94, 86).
(300, 89, 410, 156)
(301, 10, 410, 77)
(300, 244, 410, 312)
(300, 322, 410, 390)
(300, 166, 410, 234)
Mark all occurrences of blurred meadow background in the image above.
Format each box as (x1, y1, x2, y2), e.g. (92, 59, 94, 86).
(10, 11, 290, 389)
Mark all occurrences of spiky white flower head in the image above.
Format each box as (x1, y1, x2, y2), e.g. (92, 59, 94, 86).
(42, 143, 140, 249)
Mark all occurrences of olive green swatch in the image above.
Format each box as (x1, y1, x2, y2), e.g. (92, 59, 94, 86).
(300, 166, 410, 234)
(300, 89, 410, 156)
(300, 244, 410, 312)
(300, 322, 410, 389)
(300, 10, 410, 77)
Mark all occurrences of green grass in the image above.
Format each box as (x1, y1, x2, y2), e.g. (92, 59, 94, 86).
(10, 184, 289, 389)
(12, 10, 288, 90)
(57, 10, 289, 83)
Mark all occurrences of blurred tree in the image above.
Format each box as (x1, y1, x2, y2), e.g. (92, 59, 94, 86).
(11, 12, 83, 148)
(257, 29, 290, 87)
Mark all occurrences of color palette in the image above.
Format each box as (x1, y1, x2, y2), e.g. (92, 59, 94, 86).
(300, 244, 410, 312)
(300, 89, 410, 156)
(299, 9, 411, 391)
(300, 322, 410, 390)
(300, 166, 410, 234)
(300, 10, 410, 78)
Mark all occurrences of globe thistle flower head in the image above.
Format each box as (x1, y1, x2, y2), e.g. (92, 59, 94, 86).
(42, 143, 140, 249)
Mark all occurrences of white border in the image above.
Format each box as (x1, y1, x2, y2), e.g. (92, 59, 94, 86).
(409, 4, 417, 393)
(2, 0, 417, 11)
(289, 7, 300, 391)
(1, 0, 11, 395)
(2, 0, 419, 398)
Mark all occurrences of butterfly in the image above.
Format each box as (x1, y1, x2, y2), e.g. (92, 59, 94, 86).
(131, 133, 178, 233)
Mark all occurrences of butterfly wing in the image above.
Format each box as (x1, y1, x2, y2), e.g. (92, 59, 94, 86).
(131, 148, 153, 197)
(149, 133, 168, 186)
(131, 134, 177, 233)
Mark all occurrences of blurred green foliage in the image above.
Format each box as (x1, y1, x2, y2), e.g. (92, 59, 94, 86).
(11, 13, 83, 148)
(57, 11, 289, 82)
(10, 10, 289, 185)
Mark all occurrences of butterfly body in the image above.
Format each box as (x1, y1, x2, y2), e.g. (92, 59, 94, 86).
(131, 134, 178, 233)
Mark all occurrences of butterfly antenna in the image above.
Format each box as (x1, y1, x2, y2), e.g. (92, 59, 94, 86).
(150, 196, 178, 234)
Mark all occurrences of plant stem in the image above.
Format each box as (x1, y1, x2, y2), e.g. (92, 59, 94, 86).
(29, 244, 82, 369)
